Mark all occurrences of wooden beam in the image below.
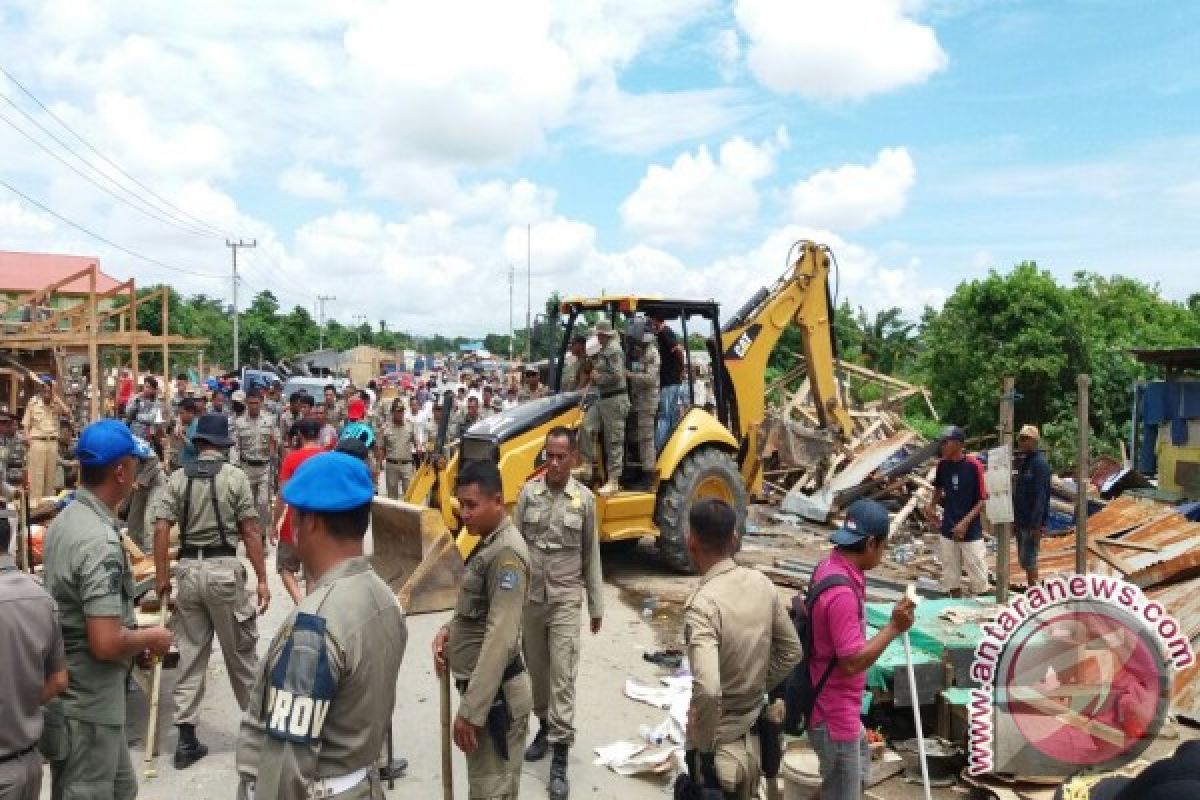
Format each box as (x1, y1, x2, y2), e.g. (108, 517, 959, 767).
(88, 269, 99, 419)
(2, 332, 207, 347)
(11, 264, 97, 309)
(129, 282, 139, 385)
(29, 278, 134, 332)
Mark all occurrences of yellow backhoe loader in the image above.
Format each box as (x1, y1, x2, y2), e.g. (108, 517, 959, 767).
(371, 240, 855, 613)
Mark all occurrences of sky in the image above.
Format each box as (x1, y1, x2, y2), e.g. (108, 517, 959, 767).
(0, 0, 1197, 337)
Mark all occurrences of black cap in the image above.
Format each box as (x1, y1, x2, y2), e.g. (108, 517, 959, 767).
(191, 414, 235, 447)
(939, 425, 966, 442)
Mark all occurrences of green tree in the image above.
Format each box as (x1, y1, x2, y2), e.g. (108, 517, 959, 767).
(856, 306, 916, 375)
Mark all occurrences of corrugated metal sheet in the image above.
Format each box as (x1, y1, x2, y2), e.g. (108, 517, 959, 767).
(1149, 576, 1200, 717)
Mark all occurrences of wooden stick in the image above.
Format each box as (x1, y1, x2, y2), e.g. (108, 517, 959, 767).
(440, 667, 454, 800)
(1097, 537, 1160, 553)
(142, 604, 169, 777)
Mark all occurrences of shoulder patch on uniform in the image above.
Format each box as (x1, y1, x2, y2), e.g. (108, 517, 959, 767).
(265, 612, 336, 744)
(103, 557, 123, 593)
(498, 568, 520, 590)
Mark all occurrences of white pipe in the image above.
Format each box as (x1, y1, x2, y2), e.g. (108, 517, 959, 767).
(902, 631, 933, 800)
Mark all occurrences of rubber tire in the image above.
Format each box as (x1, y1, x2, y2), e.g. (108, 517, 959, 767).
(654, 446, 748, 572)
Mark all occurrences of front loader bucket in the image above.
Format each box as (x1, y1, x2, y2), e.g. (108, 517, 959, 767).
(370, 497, 465, 615)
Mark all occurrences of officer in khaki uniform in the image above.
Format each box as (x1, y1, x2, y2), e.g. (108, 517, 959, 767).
(517, 428, 603, 800)
(153, 413, 270, 770)
(517, 368, 548, 404)
(433, 460, 532, 800)
(237, 452, 406, 799)
(578, 320, 628, 495)
(381, 399, 417, 500)
(682, 499, 802, 799)
(627, 330, 661, 479)
(0, 516, 68, 800)
(22, 378, 69, 500)
(233, 389, 278, 530)
(125, 444, 166, 551)
(42, 421, 173, 800)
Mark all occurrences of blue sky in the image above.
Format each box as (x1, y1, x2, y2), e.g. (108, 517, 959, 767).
(0, 1, 1196, 336)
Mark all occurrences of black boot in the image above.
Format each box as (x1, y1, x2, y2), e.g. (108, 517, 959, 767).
(173, 723, 208, 769)
(524, 720, 549, 762)
(548, 743, 569, 800)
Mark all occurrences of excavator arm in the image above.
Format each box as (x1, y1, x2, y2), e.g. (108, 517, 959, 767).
(718, 241, 853, 493)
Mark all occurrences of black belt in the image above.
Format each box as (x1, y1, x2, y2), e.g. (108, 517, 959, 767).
(386, 458, 413, 465)
(179, 545, 237, 560)
(0, 744, 35, 764)
(599, 388, 626, 399)
(456, 656, 525, 693)
(243, 459, 270, 466)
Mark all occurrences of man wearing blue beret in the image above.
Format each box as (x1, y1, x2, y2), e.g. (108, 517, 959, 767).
(236, 452, 407, 799)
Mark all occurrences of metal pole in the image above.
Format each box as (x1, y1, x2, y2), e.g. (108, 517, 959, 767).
(526, 224, 531, 361)
(903, 632, 933, 800)
(509, 264, 514, 362)
(317, 295, 336, 351)
(226, 239, 257, 371)
(996, 376, 1015, 602)
(1075, 374, 1090, 574)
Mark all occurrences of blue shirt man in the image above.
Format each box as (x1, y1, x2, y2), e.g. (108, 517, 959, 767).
(926, 426, 989, 597)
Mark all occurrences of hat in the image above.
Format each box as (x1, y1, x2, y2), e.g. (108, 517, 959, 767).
(1018, 424, 1040, 441)
(593, 319, 614, 335)
(75, 420, 151, 466)
(939, 425, 966, 442)
(282, 451, 374, 512)
(231, 389, 246, 403)
(830, 499, 891, 546)
(191, 414, 235, 447)
(347, 398, 366, 421)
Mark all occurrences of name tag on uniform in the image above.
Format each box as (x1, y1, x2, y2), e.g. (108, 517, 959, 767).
(265, 612, 336, 743)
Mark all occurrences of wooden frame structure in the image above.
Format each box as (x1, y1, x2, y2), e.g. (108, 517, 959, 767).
(1, 262, 207, 420)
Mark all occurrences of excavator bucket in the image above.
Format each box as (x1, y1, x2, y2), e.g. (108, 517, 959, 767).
(370, 497, 465, 615)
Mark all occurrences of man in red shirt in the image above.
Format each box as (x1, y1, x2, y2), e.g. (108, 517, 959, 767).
(809, 500, 915, 799)
(270, 417, 324, 604)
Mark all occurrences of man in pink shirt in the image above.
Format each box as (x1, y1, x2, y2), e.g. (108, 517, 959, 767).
(808, 499, 915, 799)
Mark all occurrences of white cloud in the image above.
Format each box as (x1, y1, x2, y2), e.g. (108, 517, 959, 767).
(734, 0, 947, 101)
(789, 147, 916, 230)
(713, 28, 742, 81)
(620, 127, 789, 245)
(278, 165, 346, 202)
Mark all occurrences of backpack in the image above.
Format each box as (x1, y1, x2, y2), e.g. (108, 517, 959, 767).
(782, 573, 862, 735)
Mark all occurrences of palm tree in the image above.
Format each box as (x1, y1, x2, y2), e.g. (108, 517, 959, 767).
(856, 306, 916, 374)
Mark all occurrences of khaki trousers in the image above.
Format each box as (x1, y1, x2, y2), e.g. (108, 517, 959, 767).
(715, 729, 762, 800)
(939, 536, 989, 595)
(243, 465, 271, 536)
(633, 401, 657, 471)
(47, 717, 135, 800)
(172, 556, 259, 725)
(522, 600, 582, 746)
(580, 395, 629, 478)
(384, 461, 413, 500)
(27, 439, 57, 501)
(464, 673, 532, 800)
(0, 748, 41, 800)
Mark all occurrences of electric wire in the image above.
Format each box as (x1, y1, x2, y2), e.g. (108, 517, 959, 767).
(0, 178, 222, 279)
(0, 64, 233, 239)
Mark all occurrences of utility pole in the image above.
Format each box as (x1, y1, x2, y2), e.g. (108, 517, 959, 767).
(1076, 374, 1091, 574)
(508, 264, 515, 362)
(317, 295, 336, 351)
(226, 239, 256, 370)
(352, 313, 368, 345)
(526, 223, 532, 361)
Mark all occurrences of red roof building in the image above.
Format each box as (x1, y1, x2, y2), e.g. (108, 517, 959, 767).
(0, 250, 121, 295)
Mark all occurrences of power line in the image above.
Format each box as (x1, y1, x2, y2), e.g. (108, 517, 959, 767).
(0, 177, 222, 278)
(0, 63, 233, 239)
(0, 106, 220, 239)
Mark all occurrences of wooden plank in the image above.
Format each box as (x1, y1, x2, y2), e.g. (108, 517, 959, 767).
(1098, 537, 1161, 554)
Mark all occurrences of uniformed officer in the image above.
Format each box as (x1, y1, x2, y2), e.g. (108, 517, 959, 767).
(578, 320, 628, 495)
(518, 368, 547, 404)
(0, 517, 68, 800)
(153, 413, 270, 769)
(324, 385, 344, 430)
(682, 498, 802, 799)
(264, 380, 284, 418)
(236, 451, 407, 799)
(381, 399, 417, 500)
(627, 331, 661, 481)
(42, 420, 173, 800)
(432, 460, 532, 800)
(233, 389, 278, 530)
(517, 428, 603, 800)
(22, 378, 69, 500)
(0, 405, 28, 489)
(209, 388, 233, 422)
(125, 442, 166, 551)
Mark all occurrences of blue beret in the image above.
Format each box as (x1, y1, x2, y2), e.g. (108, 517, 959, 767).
(282, 451, 374, 512)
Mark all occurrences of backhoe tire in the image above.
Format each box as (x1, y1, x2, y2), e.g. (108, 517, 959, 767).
(654, 447, 747, 572)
